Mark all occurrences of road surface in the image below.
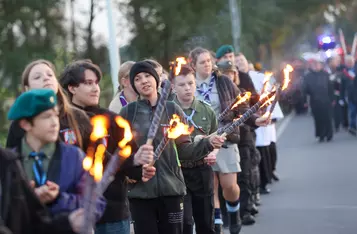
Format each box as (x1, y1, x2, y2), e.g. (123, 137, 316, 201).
(239, 113, 357, 234)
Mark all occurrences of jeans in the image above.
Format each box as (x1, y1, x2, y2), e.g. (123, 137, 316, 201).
(95, 220, 130, 234)
(348, 101, 357, 129)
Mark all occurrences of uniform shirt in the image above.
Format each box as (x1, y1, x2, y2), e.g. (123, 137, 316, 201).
(21, 138, 55, 182)
(173, 97, 218, 140)
(195, 74, 221, 116)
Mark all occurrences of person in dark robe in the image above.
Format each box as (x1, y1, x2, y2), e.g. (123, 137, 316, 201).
(303, 57, 334, 142)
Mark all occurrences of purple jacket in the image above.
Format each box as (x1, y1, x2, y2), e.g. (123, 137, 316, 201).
(14, 142, 106, 218)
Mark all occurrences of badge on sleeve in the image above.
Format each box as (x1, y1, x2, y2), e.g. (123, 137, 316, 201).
(60, 129, 77, 145)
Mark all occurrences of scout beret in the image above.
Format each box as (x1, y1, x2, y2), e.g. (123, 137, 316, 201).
(216, 45, 235, 59)
(8, 89, 57, 120)
(216, 60, 237, 72)
(130, 61, 160, 95)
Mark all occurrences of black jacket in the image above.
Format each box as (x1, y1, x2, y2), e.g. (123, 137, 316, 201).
(0, 147, 75, 234)
(72, 104, 139, 223)
(303, 70, 334, 106)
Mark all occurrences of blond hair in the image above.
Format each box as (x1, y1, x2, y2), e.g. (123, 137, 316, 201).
(188, 47, 211, 70)
(118, 61, 135, 90)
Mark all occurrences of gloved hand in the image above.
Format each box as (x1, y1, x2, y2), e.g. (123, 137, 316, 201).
(338, 99, 345, 106)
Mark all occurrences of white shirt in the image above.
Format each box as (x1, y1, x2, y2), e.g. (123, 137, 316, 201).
(249, 71, 284, 146)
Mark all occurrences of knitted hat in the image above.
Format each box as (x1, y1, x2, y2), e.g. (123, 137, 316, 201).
(129, 61, 160, 94)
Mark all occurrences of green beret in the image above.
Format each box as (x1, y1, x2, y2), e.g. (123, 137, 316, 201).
(216, 45, 234, 59)
(8, 89, 57, 120)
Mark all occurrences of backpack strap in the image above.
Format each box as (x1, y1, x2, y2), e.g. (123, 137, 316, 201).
(125, 102, 138, 124)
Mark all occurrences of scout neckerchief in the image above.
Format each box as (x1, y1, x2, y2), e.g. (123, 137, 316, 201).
(196, 75, 216, 103)
(183, 108, 206, 134)
(119, 91, 128, 107)
(29, 152, 47, 187)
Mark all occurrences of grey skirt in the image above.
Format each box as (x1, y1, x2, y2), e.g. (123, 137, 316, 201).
(212, 142, 241, 173)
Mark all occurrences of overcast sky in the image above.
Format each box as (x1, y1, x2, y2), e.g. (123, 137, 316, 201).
(64, 0, 133, 47)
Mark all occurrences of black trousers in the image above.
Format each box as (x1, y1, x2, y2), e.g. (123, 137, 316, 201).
(268, 142, 277, 172)
(257, 146, 272, 189)
(130, 196, 184, 234)
(237, 146, 252, 216)
(182, 165, 214, 234)
(333, 103, 344, 130)
(311, 103, 333, 139)
(250, 146, 261, 196)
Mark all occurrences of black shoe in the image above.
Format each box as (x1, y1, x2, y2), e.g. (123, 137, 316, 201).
(260, 187, 271, 194)
(272, 172, 280, 181)
(348, 128, 357, 136)
(319, 137, 324, 142)
(222, 213, 229, 228)
(241, 214, 256, 226)
(250, 204, 259, 216)
(228, 211, 242, 234)
(326, 136, 333, 142)
(214, 224, 222, 234)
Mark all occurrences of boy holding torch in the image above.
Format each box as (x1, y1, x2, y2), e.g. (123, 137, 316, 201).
(120, 61, 226, 234)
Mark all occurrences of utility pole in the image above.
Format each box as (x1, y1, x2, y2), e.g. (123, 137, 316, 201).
(106, 0, 120, 94)
(229, 0, 241, 52)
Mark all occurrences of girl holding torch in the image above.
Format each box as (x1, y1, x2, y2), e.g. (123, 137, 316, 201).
(189, 47, 270, 234)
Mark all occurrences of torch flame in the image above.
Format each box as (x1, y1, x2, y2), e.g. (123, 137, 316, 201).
(90, 115, 109, 142)
(282, 64, 293, 90)
(167, 114, 193, 139)
(93, 144, 106, 181)
(175, 57, 187, 76)
(261, 93, 276, 107)
(83, 157, 93, 171)
(261, 72, 273, 94)
(115, 116, 133, 158)
(231, 92, 252, 110)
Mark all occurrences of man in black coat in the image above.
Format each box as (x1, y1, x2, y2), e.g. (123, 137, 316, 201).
(303, 58, 334, 142)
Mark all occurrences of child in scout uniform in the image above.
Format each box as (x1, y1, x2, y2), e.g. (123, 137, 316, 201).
(59, 60, 156, 234)
(7, 89, 105, 217)
(172, 65, 218, 234)
(189, 47, 270, 234)
(119, 61, 226, 234)
(0, 147, 86, 234)
(6, 59, 92, 152)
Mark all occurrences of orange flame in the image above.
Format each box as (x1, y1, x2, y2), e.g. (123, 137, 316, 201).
(90, 115, 109, 142)
(261, 93, 276, 107)
(231, 92, 252, 110)
(83, 115, 109, 182)
(115, 116, 133, 158)
(261, 72, 273, 94)
(282, 64, 293, 90)
(167, 114, 193, 139)
(175, 57, 187, 76)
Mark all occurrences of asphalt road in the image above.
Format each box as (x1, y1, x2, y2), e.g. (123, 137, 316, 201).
(238, 113, 357, 234)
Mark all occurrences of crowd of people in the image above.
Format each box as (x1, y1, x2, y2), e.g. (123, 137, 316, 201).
(0, 44, 286, 234)
(289, 53, 357, 142)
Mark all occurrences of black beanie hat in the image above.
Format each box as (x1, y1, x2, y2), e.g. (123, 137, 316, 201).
(129, 61, 160, 94)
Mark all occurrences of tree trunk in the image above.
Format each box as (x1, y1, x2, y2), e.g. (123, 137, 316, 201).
(86, 0, 95, 59)
(71, 0, 77, 55)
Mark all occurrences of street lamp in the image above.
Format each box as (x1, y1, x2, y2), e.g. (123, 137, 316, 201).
(106, 0, 120, 94)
